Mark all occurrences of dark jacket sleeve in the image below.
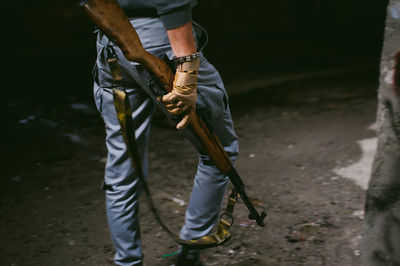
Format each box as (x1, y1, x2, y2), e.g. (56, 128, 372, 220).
(154, 0, 197, 30)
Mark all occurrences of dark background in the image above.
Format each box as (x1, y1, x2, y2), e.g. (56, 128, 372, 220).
(7, 0, 388, 103)
(1, 1, 390, 264)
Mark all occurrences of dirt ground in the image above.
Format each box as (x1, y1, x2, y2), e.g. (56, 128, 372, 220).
(1, 69, 378, 266)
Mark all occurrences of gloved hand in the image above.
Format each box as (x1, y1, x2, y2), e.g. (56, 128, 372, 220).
(161, 58, 200, 130)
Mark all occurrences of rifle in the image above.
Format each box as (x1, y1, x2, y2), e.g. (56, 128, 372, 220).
(79, 0, 266, 227)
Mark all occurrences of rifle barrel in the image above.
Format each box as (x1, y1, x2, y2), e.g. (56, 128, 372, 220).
(226, 168, 266, 226)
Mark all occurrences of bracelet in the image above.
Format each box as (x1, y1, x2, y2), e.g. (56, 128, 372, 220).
(173, 52, 200, 65)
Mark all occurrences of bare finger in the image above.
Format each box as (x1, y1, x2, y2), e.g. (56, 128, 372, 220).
(168, 107, 184, 115)
(176, 112, 192, 130)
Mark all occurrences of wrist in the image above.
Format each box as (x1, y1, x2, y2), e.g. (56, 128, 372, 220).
(173, 48, 197, 58)
(166, 21, 197, 57)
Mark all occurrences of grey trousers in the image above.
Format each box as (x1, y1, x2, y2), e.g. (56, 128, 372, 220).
(93, 17, 239, 265)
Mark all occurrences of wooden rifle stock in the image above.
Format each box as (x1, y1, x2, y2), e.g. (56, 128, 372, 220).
(79, 0, 174, 91)
(79, 0, 266, 226)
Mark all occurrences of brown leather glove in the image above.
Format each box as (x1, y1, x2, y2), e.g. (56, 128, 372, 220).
(161, 58, 200, 129)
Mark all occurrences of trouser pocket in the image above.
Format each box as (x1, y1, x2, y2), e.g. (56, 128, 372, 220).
(197, 81, 228, 123)
(196, 56, 229, 123)
(93, 81, 103, 114)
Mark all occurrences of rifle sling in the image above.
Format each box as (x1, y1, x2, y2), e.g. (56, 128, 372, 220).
(107, 47, 236, 249)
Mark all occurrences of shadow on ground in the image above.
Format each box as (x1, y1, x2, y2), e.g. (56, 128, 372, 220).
(1, 68, 378, 265)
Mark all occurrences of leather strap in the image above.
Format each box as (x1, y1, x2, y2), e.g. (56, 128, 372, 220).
(106, 45, 235, 249)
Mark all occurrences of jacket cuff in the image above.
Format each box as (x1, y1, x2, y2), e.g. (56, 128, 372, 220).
(159, 4, 192, 30)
